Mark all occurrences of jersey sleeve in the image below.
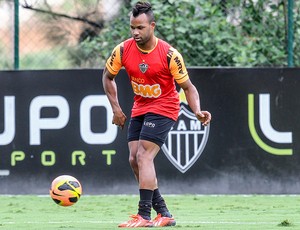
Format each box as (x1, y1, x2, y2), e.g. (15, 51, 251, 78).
(105, 42, 123, 75)
(168, 47, 189, 84)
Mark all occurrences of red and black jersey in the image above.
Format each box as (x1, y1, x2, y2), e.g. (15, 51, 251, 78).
(106, 37, 189, 121)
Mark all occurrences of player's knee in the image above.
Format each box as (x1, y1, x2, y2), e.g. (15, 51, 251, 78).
(129, 154, 137, 167)
(136, 150, 153, 166)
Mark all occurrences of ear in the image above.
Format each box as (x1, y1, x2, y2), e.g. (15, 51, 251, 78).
(151, 21, 156, 29)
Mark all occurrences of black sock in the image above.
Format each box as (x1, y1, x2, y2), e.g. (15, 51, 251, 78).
(152, 188, 171, 217)
(138, 189, 153, 220)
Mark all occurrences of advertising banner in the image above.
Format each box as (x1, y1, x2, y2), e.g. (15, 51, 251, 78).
(0, 68, 299, 194)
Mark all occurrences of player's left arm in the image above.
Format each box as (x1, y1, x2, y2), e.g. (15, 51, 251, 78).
(179, 79, 211, 126)
(169, 48, 211, 126)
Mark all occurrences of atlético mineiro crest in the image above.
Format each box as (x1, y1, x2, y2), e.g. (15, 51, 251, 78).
(161, 89, 210, 173)
(139, 63, 148, 73)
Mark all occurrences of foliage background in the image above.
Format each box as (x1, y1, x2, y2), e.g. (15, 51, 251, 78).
(0, 0, 299, 69)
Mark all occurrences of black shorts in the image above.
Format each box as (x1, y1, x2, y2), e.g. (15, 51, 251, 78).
(127, 113, 176, 147)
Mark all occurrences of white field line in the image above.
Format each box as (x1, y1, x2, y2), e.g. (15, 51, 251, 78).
(1, 220, 300, 225)
(0, 194, 300, 197)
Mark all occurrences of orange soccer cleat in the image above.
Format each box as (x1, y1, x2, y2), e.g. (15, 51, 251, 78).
(118, 214, 154, 228)
(152, 213, 176, 227)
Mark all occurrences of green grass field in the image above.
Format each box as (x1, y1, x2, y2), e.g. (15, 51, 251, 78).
(0, 194, 299, 229)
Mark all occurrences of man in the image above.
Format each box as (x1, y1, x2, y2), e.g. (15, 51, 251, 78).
(102, 1, 211, 228)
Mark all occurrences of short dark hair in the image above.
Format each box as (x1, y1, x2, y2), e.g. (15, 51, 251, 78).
(132, 1, 155, 22)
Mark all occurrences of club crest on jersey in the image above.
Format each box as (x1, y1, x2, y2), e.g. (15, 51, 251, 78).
(139, 63, 148, 73)
(161, 90, 210, 173)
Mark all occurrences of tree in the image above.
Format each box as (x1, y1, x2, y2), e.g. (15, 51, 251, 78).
(78, 0, 299, 67)
(21, 0, 104, 45)
(16, 0, 300, 67)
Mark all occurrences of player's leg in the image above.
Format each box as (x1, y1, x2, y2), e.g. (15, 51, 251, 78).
(119, 113, 175, 227)
(137, 113, 176, 227)
(135, 139, 159, 221)
(152, 188, 176, 227)
(128, 140, 139, 181)
(127, 115, 144, 182)
(136, 139, 159, 189)
(119, 116, 154, 228)
(152, 188, 172, 217)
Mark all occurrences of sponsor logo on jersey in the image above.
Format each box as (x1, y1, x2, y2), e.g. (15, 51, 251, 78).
(131, 81, 161, 98)
(174, 56, 184, 74)
(109, 50, 116, 67)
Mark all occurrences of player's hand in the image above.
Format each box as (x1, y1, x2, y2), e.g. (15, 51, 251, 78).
(112, 110, 127, 130)
(195, 111, 211, 126)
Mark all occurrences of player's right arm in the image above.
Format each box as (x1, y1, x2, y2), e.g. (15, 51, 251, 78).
(102, 43, 127, 129)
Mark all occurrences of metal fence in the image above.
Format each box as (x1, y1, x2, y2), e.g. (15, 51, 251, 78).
(0, 0, 299, 70)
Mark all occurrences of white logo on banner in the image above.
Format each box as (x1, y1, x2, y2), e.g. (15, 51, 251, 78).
(161, 90, 210, 173)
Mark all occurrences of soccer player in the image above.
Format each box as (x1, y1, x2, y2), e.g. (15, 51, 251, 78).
(102, 1, 211, 228)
